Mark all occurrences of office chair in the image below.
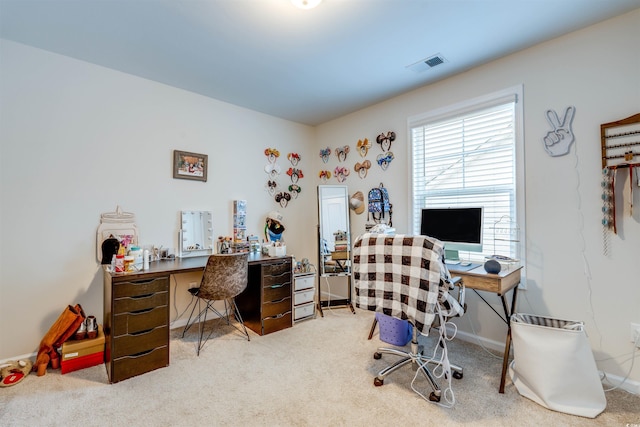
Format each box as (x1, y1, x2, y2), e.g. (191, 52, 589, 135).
(181, 252, 250, 355)
(370, 277, 465, 402)
(353, 233, 465, 403)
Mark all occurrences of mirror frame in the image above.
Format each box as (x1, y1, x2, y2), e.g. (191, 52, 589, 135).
(179, 211, 214, 258)
(317, 185, 351, 277)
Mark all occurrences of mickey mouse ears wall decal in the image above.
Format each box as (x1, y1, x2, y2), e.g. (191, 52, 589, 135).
(319, 147, 331, 163)
(264, 147, 280, 163)
(286, 167, 304, 183)
(335, 145, 350, 162)
(376, 152, 394, 170)
(354, 160, 371, 178)
(288, 184, 302, 198)
(319, 170, 331, 182)
(275, 191, 291, 208)
(334, 166, 350, 182)
(376, 131, 395, 152)
(266, 180, 278, 195)
(287, 152, 301, 166)
(357, 138, 371, 157)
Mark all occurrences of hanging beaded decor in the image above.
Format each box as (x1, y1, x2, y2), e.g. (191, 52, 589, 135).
(601, 167, 615, 256)
(601, 167, 615, 232)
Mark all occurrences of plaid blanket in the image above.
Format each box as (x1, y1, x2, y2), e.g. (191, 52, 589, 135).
(353, 233, 462, 334)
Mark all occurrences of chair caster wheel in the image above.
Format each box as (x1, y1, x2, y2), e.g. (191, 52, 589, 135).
(374, 377, 384, 387)
(453, 371, 463, 379)
(373, 352, 382, 360)
(429, 392, 441, 402)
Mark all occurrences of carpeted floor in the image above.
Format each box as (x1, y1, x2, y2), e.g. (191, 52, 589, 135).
(1, 308, 638, 426)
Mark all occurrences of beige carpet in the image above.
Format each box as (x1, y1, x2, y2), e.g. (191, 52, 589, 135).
(1, 308, 638, 426)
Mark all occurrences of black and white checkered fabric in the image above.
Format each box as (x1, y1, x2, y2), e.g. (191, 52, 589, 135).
(353, 233, 461, 335)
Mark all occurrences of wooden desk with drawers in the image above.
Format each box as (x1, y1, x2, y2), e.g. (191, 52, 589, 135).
(103, 253, 292, 383)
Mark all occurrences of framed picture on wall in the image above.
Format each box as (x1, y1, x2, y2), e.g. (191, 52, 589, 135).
(173, 150, 208, 182)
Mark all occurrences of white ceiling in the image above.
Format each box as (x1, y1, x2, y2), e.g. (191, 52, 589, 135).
(2, 0, 639, 126)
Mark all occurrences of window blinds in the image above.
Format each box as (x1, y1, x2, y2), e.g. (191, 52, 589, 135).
(411, 100, 517, 259)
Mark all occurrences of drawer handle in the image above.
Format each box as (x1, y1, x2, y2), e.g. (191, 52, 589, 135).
(130, 293, 154, 299)
(131, 328, 154, 336)
(270, 284, 285, 289)
(131, 307, 154, 315)
(131, 278, 158, 284)
(266, 311, 292, 320)
(129, 348, 154, 358)
(266, 261, 288, 267)
(269, 297, 289, 304)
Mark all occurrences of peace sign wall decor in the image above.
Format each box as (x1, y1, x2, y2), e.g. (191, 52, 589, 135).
(543, 106, 576, 157)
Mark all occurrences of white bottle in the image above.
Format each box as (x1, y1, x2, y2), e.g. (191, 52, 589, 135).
(143, 249, 150, 270)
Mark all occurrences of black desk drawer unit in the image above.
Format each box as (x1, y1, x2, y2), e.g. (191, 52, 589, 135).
(237, 257, 292, 336)
(104, 275, 170, 383)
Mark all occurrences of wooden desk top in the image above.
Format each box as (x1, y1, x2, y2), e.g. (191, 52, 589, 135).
(104, 253, 291, 282)
(448, 264, 522, 295)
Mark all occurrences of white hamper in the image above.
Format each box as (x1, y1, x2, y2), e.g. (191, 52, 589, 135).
(508, 313, 606, 418)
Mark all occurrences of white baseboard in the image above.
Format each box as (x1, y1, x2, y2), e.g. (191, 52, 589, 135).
(1, 352, 37, 365)
(599, 371, 640, 395)
(448, 326, 640, 395)
(169, 316, 193, 330)
(451, 327, 507, 353)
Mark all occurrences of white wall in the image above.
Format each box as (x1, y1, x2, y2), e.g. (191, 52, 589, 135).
(0, 39, 317, 359)
(1, 9, 638, 389)
(315, 9, 640, 387)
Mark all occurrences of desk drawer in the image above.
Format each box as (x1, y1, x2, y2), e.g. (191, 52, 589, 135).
(294, 289, 314, 305)
(262, 261, 291, 277)
(112, 346, 168, 383)
(262, 311, 292, 335)
(114, 292, 167, 314)
(294, 302, 315, 321)
(112, 325, 168, 359)
(262, 297, 291, 318)
(294, 275, 315, 291)
(263, 282, 291, 302)
(113, 306, 168, 336)
(262, 271, 291, 288)
(113, 277, 168, 298)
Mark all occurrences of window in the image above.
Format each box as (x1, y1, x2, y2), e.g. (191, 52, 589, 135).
(409, 86, 525, 262)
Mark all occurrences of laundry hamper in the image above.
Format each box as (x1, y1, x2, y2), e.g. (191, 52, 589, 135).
(375, 312, 413, 346)
(508, 313, 606, 418)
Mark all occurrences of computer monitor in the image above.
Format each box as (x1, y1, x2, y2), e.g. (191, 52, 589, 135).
(420, 207, 483, 263)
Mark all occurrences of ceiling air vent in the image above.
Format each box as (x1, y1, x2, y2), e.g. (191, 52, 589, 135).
(406, 53, 448, 73)
(425, 56, 444, 67)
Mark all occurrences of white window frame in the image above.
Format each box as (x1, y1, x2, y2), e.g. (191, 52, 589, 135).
(407, 85, 526, 269)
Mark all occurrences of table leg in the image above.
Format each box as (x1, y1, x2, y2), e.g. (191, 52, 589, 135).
(499, 287, 519, 393)
(368, 317, 378, 339)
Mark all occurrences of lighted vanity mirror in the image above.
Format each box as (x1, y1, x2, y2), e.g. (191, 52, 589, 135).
(317, 185, 351, 276)
(179, 211, 214, 258)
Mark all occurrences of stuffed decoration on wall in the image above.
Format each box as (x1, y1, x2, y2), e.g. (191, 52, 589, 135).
(265, 211, 285, 242)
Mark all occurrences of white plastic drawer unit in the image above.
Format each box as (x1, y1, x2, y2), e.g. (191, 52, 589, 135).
(294, 289, 314, 306)
(294, 274, 315, 291)
(294, 302, 315, 321)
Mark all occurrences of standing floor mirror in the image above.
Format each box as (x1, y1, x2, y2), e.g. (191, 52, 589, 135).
(317, 185, 354, 315)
